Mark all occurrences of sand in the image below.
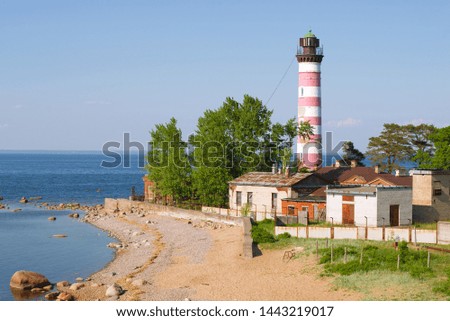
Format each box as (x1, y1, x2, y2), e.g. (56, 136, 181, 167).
(61, 208, 360, 301)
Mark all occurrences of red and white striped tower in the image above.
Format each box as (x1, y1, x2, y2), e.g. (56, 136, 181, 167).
(296, 30, 324, 169)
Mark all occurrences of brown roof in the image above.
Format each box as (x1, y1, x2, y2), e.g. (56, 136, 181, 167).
(315, 166, 412, 187)
(229, 172, 313, 187)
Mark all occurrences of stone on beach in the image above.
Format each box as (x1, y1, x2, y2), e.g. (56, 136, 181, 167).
(131, 279, 147, 287)
(75, 277, 84, 282)
(56, 280, 70, 287)
(69, 283, 85, 291)
(57, 292, 75, 301)
(45, 292, 60, 301)
(105, 283, 124, 297)
(10, 270, 51, 290)
(68, 213, 80, 218)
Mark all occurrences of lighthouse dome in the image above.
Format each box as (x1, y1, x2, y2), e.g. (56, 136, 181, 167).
(304, 30, 316, 38)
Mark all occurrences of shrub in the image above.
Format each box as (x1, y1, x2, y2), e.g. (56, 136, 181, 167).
(251, 226, 276, 244)
(277, 232, 291, 240)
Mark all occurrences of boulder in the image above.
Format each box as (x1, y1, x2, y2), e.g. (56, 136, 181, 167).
(105, 283, 124, 297)
(43, 284, 53, 291)
(69, 283, 84, 291)
(19, 197, 28, 204)
(68, 213, 80, 218)
(131, 279, 147, 287)
(57, 292, 74, 301)
(45, 292, 60, 301)
(56, 280, 70, 287)
(10, 270, 51, 290)
(75, 277, 84, 282)
(48, 217, 56, 221)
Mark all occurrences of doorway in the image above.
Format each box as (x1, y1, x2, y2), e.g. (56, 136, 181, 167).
(390, 205, 399, 226)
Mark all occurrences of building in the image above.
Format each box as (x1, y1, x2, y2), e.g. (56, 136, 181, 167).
(315, 161, 412, 187)
(228, 169, 327, 216)
(279, 163, 412, 220)
(325, 185, 412, 227)
(412, 170, 450, 222)
(296, 30, 324, 169)
(142, 176, 172, 204)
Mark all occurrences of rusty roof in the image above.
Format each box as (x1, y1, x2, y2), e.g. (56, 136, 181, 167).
(229, 172, 313, 187)
(315, 166, 412, 187)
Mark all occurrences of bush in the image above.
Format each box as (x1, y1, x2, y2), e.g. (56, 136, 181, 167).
(277, 232, 291, 240)
(251, 226, 276, 244)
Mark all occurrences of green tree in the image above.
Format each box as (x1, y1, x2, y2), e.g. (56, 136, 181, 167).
(418, 126, 450, 170)
(298, 120, 314, 141)
(341, 141, 365, 166)
(190, 95, 283, 206)
(405, 124, 437, 167)
(146, 117, 191, 203)
(366, 123, 413, 173)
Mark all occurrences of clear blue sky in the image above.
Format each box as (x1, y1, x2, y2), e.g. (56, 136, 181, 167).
(1, 0, 449, 151)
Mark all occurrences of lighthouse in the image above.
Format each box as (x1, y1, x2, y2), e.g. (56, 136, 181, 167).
(296, 30, 324, 169)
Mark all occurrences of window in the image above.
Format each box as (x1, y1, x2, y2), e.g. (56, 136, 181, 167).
(434, 189, 442, 196)
(288, 206, 295, 215)
(271, 193, 277, 209)
(302, 206, 309, 216)
(236, 191, 242, 206)
(247, 192, 253, 205)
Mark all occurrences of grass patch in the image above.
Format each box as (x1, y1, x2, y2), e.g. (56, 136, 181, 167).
(413, 222, 437, 230)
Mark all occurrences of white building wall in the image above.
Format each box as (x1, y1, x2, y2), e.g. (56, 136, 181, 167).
(229, 185, 291, 214)
(354, 194, 378, 227)
(377, 188, 412, 226)
(326, 193, 343, 224)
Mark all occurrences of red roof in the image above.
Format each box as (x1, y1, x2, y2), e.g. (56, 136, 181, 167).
(315, 166, 412, 187)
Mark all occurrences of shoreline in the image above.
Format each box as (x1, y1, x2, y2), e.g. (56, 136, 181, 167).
(50, 204, 361, 301)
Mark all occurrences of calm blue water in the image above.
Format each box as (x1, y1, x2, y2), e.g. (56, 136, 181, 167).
(0, 151, 145, 301)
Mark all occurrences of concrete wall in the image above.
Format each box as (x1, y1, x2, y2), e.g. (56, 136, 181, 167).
(274, 225, 442, 245)
(333, 227, 358, 240)
(413, 173, 433, 206)
(385, 227, 410, 241)
(367, 227, 384, 241)
(377, 188, 412, 226)
(105, 198, 243, 226)
(229, 185, 290, 214)
(438, 221, 450, 244)
(242, 217, 253, 258)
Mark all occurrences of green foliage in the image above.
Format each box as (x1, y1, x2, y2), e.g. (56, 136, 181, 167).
(433, 268, 450, 297)
(146, 117, 191, 203)
(277, 232, 292, 240)
(341, 141, 365, 166)
(251, 219, 276, 244)
(240, 203, 251, 217)
(366, 123, 414, 173)
(417, 126, 450, 170)
(190, 95, 298, 206)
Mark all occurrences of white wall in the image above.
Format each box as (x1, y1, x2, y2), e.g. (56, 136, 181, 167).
(377, 188, 412, 226)
(354, 194, 378, 227)
(326, 193, 343, 224)
(229, 185, 290, 214)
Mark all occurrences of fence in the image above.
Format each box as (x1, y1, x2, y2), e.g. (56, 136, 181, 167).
(201, 206, 276, 221)
(275, 224, 446, 245)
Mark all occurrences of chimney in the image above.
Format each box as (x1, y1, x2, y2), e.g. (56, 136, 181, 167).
(272, 164, 276, 174)
(335, 160, 341, 168)
(285, 166, 290, 177)
(351, 160, 357, 168)
(395, 169, 400, 177)
(374, 165, 379, 174)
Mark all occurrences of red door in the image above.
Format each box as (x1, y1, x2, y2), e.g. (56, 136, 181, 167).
(390, 205, 399, 226)
(342, 204, 355, 225)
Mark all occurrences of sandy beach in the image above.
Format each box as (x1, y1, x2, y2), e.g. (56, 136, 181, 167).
(59, 206, 360, 301)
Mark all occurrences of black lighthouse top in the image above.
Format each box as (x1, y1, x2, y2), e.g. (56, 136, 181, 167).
(296, 30, 324, 63)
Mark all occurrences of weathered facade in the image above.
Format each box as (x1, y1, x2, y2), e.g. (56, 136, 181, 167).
(228, 171, 324, 215)
(325, 186, 412, 227)
(412, 170, 450, 222)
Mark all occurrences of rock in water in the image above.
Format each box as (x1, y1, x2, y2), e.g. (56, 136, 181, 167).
(48, 217, 56, 221)
(105, 283, 124, 297)
(45, 292, 60, 301)
(56, 280, 70, 287)
(19, 197, 28, 204)
(10, 270, 51, 290)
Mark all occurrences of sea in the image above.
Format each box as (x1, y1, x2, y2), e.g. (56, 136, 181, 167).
(0, 151, 145, 301)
